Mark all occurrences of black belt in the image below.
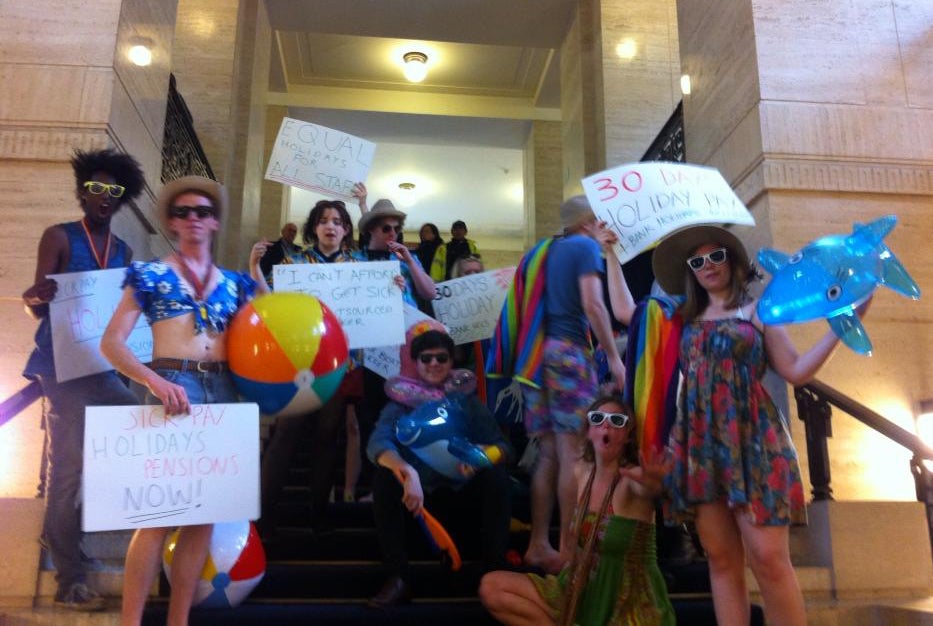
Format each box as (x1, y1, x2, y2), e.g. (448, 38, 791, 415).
(149, 358, 227, 374)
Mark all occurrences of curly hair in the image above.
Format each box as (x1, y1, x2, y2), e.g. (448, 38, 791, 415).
(71, 148, 145, 202)
(302, 199, 355, 250)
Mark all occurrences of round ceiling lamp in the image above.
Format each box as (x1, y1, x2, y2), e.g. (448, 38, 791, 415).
(402, 51, 429, 83)
(128, 38, 154, 66)
(398, 182, 416, 191)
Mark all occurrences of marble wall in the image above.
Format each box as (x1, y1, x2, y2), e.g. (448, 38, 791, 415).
(677, 0, 933, 500)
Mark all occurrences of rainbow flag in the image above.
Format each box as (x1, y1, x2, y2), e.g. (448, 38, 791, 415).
(486, 237, 553, 388)
(624, 296, 683, 458)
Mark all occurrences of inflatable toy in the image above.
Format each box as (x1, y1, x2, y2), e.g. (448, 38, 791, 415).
(757, 215, 920, 355)
(163, 520, 266, 608)
(394, 394, 499, 484)
(227, 292, 349, 416)
(419, 508, 462, 571)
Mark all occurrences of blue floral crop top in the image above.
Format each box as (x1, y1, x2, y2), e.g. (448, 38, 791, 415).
(123, 260, 256, 334)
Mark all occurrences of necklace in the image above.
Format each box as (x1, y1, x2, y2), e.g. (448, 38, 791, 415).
(174, 252, 214, 321)
(80, 218, 112, 269)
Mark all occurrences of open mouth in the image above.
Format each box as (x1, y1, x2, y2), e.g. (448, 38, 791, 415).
(602, 434, 610, 445)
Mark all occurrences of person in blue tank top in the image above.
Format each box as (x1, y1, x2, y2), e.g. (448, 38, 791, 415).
(21, 148, 146, 612)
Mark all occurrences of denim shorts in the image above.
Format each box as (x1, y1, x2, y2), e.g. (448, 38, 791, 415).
(521, 337, 597, 435)
(145, 368, 239, 406)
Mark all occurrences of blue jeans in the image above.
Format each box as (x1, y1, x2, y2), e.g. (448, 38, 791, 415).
(144, 368, 239, 406)
(39, 371, 139, 590)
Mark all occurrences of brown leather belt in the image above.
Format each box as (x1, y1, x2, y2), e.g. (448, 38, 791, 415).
(149, 358, 227, 374)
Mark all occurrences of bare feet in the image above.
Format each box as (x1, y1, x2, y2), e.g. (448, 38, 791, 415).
(523, 545, 565, 574)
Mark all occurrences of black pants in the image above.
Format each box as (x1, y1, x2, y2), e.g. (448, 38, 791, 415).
(370, 463, 511, 579)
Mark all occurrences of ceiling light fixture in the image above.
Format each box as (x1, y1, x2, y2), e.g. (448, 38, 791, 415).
(680, 74, 692, 95)
(398, 182, 416, 191)
(127, 38, 154, 67)
(402, 51, 429, 83)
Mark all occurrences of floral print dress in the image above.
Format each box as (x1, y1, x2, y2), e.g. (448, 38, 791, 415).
(665, 317, 806, 525)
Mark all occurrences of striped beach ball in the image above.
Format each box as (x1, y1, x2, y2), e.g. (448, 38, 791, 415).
(163, 520, 266, 608)
(227, 292, 349, 417)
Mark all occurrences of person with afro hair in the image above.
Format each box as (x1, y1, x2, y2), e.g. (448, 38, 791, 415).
(22, 148, 146, 611)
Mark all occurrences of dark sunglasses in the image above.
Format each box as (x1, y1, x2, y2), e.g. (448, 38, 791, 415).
(380, 223, 402, 234)
(83, 181, 125, 198)
(417, 352, 450, 364)
(587, 410, 630, 429)
(686, 247, 728, 271)
(169, 205, 217, 220)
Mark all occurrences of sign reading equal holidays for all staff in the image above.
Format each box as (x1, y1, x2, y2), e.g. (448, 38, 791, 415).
(273, 260, 405, 349)
(432, 268, 515, 345)
(83, 403, 260, 532)
(581, 162, 756, 264)
(264, 117, 377, 200)
(49, 267, 152, 383)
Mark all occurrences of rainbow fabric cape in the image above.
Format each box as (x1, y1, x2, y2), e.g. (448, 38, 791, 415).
(486, 237, 553, 388)
(624, 296, 683, 458)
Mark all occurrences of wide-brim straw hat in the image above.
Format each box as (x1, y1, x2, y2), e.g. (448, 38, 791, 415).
(358, 198, 407, 235)
(652, 225, 750, 295)
(157, 175, 227, 237)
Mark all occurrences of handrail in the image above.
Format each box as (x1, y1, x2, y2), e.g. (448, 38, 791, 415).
(0, 381, 42, 428)
(795, 378, 933, 564)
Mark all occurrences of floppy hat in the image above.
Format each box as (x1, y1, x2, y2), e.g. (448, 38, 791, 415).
(358, 198, 407, 235)
(651, 225, 750, 295)
(559, 195, 595, 231)
(158, 175, 227, 237)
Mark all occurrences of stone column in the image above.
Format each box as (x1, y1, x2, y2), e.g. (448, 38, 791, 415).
(677, 0, 933, 500)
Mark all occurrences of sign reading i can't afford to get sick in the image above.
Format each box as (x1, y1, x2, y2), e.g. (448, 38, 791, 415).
(581, 162, 755, 264)
(264, 117, 376, 200)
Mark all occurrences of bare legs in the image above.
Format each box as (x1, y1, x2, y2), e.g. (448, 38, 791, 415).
(121, 524, 212, 626)
(695, 502, 806, 626)
(522, 431, 580, 573)
(479, 570, 556, 626)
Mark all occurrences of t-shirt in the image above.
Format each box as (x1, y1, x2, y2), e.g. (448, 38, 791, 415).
(544, 234, 604, 344)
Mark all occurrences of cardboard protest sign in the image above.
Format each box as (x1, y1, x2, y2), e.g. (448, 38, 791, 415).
(582, 162, 755, 264)
(83, 403, 260, 531)
(49, 267, 152, 382)
(363, 305, 445, 379)
(264, 118, 376, 200)
(432, 268, 515, 345)
(273, 260, 405, 349)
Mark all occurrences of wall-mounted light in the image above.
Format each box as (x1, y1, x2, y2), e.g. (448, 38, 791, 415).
(128, 37, 154, 67)
(680, 74, 692, 96)
(402, 51, 429, 83)
(615, 39, 637, 60)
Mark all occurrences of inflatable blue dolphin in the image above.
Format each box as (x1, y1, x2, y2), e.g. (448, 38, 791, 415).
(756, 215, 920, 355)
(395, 395, 494, 483)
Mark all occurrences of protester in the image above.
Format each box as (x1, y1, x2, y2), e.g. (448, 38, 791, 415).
(21, 148, 146, 611)
(101, 176, 268, 626)
(258, 222, 303, 285)
(431, 220, 480, 281)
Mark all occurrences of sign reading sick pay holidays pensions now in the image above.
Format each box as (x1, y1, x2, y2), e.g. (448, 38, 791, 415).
(264, 117, 376, 201)
(582, 162, 755, 264)
(49, 267, 153, 383)
(273, 260, 405, 349)
(432, 268, 515, 345)
(83, 403, 260, 532)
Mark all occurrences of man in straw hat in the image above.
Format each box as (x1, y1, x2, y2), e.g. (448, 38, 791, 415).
(519, 195, 626, 573)
(101, 175, 269, 625)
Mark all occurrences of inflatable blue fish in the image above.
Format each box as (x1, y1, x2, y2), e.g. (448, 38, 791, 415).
(757, 215, 920, 355)
(395, 395, 494, 483)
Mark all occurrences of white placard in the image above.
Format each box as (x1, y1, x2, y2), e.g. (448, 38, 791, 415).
(264, 117, 376, 200)
(582, 162, 755, 264)
(49, 268, 152, 383)
(273, 260, 405, 349)
(432, 268, 515, 345)
(363, 305, 444, 379)
(83, 403, 260, 531)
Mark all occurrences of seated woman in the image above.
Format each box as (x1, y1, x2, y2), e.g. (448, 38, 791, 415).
(366, 329, 514, 607)
(479, 395, 675, 626)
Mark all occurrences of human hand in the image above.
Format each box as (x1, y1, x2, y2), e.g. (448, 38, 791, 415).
(393, 274, 406, 291)
(393, 465, 424, 515)
(147, 375, 191, 416)
(594, 221, 619, 250)
(608, 357, 626, 393)
(250, 239, 270, 267)
(387, 240, 412, 262)
(457, 463, 476, 480)
(619, 446, 672, 494)
(22, 277, 58, 307)
(352, 182, 369, 212)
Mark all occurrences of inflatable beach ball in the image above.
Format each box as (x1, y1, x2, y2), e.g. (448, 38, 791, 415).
(227, 292, 349, 417)
(163, 520, 266, 608)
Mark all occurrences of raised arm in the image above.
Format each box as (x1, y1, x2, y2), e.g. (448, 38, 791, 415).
(388, 240, 436, 301)
(249, 240, 272, 294)
(596, 223, 636, 325)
